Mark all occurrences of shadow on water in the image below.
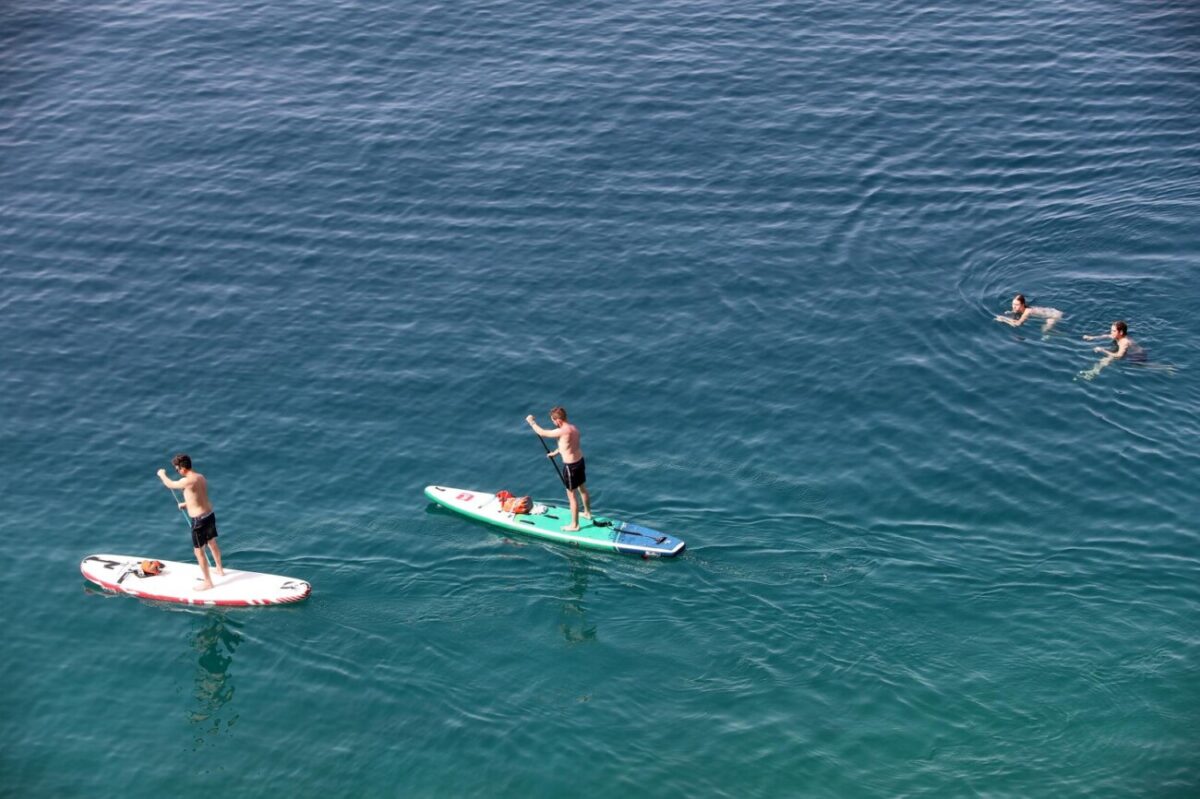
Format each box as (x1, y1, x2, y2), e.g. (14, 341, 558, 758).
(558, 555, 597, 645)
(189, 611, 243, 749)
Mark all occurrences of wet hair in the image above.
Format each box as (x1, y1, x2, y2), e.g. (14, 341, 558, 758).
(1014, 294, 1026, 306)
(172, 453, 192, 470)
(549, 406, 568, 422)
(1113, 320, 1128, 336)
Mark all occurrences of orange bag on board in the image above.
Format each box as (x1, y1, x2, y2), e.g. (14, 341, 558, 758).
(495, 491, 532, 514)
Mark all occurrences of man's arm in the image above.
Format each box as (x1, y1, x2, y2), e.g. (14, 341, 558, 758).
(525, 416, 565, 438)
(1090, 339, 1126, 358)
(156, 469, 191, 490)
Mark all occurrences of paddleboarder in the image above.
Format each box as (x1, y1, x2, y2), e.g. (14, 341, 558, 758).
(995, 293, 1063, 332)
(156, 453, 224, 591)
(526, 408, 592, 532)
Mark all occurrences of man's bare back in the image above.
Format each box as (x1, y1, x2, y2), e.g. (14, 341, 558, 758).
(177, 471, 212, 517)
(555, 423, 582, 463)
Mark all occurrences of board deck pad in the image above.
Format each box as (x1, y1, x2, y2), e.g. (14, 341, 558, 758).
(81, 554, 312, 607)
(425, 485, 686, 558)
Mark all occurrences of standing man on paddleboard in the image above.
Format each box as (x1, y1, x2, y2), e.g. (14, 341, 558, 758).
(156, 453, 225, 591)
(527, 407, 592, 532)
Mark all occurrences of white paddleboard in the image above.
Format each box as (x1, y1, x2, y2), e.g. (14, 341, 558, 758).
(81, 554, 311, 607)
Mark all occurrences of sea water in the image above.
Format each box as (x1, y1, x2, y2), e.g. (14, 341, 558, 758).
(2, 1, 1198, 795)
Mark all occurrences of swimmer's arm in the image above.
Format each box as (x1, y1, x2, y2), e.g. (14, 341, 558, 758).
(996, 309, 1031, 326)
(1091, 339, 1127, 358)
(1082, 332, 1111, 341)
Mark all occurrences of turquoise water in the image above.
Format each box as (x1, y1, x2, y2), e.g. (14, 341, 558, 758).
(3, 0, 1199, 795)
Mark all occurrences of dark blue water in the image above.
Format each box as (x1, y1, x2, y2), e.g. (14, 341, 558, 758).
(3, 0, 1199, 795)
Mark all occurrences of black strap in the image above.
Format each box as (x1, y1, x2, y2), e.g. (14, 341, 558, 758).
(618, 525, 668, 544)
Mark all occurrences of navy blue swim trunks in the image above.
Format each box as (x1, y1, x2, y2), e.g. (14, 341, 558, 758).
(563, 458, 587, 490)
(190, 511, 218, 549)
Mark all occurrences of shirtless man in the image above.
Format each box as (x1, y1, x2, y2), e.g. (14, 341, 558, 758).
(1078, 320, 1147, 380)
(526, 407, 592, 532)
(156, 453, 224, 591)
(996, 294, 1063, 332)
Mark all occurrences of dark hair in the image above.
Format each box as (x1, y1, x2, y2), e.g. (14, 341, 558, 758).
(1113, 320, 1128, 336)
(550, 406, 567, 422)
(172, 453, 192, 470)
(1014, 294, 1026, 306)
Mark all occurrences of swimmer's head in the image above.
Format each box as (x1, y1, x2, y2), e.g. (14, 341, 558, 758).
(550, 406, 568, 424)
(172, 453, 192, 472)
(1112, 320, 1128, 338)
(1012, 294, 1026, 313)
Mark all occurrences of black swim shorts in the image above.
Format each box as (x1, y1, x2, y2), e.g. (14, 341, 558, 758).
(563, 458, 587, 490)
(191, 511, 218, 549)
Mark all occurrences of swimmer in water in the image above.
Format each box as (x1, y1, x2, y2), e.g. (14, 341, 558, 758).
(995, 294, 1063, 333)
(1078, 320, 1147, 380)
(1084, 320, 1146, 361)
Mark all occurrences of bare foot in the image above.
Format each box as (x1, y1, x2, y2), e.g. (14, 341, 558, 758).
(215, 568, 225, 576)
(195, 582, 214, 592)
(562, 525, 580, 532)
(581, 512, 592, 520)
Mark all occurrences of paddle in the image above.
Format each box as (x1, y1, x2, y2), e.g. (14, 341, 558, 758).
(532, 428, 570, 491)
(163, 483, 192, 529)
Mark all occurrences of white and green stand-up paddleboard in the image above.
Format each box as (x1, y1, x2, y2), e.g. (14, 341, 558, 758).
(425, 486, 686, 558)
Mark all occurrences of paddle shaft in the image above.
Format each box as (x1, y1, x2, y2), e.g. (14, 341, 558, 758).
(164, 483, 216, 565)
(534, 430, 571, 490)
(163, 484, 192, 527)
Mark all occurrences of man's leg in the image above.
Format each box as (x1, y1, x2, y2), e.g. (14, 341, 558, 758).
(563, 488, 580, 531)
(579, 484, 592, 519)
(207, 539, 225, 576)
(194, 547, 213, 590)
